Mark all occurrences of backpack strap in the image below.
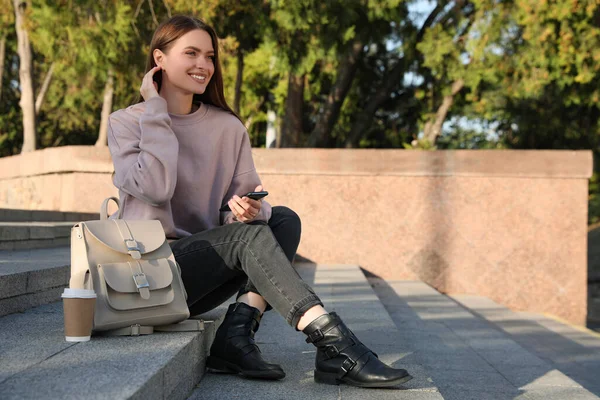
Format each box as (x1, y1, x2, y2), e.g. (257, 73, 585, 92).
(97, 324, 154, 336)
(154, 319, 206, 332)
(94, 320, 206, 337)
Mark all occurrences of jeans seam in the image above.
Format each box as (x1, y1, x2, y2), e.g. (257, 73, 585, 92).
(240, 237, 296, 310)
(173, 233, 297, 312)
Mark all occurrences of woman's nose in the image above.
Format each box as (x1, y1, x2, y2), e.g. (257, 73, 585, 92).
(196, 56, 211, 70)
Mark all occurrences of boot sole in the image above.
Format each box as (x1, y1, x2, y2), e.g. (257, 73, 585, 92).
(314, 370, 413, 388)
(206, 356, 286, 380)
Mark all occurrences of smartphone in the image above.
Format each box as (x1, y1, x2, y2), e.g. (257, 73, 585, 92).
(219, 191, 269, 212)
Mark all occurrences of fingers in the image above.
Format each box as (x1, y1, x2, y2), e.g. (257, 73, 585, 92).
(242, 197, 262, 209)
(140, 66, 162, 100)
(143, 66, 161, 83)
(229, 195, 260, 222)
(229, 199, 250, 222)
(255, 184, 263, 192)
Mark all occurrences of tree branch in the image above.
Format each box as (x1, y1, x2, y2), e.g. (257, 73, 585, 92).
(306, 39, 364, 147)
(35, 62, 54, 114)
(133, 0, 145, 19)
(344, 2, 463, 147)
(96, 68, 114, 147)
(345, 58, 406, 147)
(147, 0, 159, 27)
(416, 3, 445, 45)
(162, 0, 171, 18)
(423, 78, 465, 144)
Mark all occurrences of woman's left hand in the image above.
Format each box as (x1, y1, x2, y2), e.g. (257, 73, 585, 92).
(228, 185, 263, 223)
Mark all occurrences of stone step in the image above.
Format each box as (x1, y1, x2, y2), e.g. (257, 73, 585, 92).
(0, 222, 75, 251)
(0, 247, 71, 317)
(189, 264, 444, 400)
(367, 275, 600, 400)
(0, 209, 99, 223)
(451, 294, 600, 396)
(0, 301, 227, 400)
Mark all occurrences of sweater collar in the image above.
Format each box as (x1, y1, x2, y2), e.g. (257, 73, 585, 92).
(169, 102, 209, 126)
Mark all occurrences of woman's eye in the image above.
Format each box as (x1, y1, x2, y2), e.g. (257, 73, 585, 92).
(186, 51, 196, 56)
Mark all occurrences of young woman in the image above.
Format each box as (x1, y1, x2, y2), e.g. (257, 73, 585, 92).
(107, 15, 412, 388)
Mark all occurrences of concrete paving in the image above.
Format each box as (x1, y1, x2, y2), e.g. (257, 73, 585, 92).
(0, 301, 227, 400)
(370, 277, 600, 400)
(452, 294, 600, 397)
(0, 209, 98, 223)
(0, 247, 70, 316)
(2, 260, 599, 399)
(0, 222, 73, 251)
(188, 264, 443, 400)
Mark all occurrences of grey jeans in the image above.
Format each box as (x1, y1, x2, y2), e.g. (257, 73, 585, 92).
(169, 206, 322, 328)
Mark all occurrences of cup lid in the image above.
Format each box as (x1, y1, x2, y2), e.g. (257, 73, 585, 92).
(61, 288, 97, 299)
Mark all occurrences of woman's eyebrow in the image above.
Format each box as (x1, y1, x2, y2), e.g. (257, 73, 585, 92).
(183, 46, 215, 54)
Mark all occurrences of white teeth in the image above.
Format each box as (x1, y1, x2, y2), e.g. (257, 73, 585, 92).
(190, 74, 206, 82)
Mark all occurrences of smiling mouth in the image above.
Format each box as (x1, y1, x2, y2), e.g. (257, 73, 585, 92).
(190, 74, 207, 83)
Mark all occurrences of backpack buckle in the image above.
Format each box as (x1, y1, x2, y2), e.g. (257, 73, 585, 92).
(124, 239, 141, 259)
(132, 273, 150, 290)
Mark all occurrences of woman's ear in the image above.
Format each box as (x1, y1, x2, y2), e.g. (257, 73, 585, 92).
(153, 49, 165, 68)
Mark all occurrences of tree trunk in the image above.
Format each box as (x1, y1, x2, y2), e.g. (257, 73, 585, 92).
(422, 78, 465, 145)
(96, 68, 114, 147)
(344, 5, 447, 148)
(0, 35, 6, 102)
(14, 0, 36, 153)
(35, 62, 54, 114)
(345, 60, 406, 148)
(265, 110, 277, 148)
(234, 49, 243, 115)
(278, 72, 304, 147)
(306, 39, 364, 147)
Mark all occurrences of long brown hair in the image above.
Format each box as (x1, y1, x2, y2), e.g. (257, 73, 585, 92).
(138, 15, 240, 122)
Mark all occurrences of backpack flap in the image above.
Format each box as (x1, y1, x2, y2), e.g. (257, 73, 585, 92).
(82, 219, 166, 258)
(98, 258, 176, 311)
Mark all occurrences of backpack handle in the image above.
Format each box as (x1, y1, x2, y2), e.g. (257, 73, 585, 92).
(100, 197, 122, 220)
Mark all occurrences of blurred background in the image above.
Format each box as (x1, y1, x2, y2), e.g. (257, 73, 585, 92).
(2, 2, 599, 163)
(1, 1, 600, 327)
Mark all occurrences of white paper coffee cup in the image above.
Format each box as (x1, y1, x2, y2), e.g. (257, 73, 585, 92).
(62, 288, 96, 342)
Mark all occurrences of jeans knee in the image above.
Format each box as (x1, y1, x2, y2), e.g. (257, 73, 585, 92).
(246, 221, 274, 242)
(274, 206, 302, 233)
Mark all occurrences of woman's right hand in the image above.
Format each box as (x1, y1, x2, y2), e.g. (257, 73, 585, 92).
(140, 66, 162, 100)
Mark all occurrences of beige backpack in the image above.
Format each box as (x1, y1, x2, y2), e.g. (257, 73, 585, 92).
(69, 197, 204, 336)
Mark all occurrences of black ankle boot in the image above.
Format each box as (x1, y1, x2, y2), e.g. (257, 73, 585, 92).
(207, 302, 285, 380)
(303, 312, 412, 387)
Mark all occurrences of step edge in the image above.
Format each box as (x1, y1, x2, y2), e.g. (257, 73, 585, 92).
(451, 294, 600, 340)
(0, 304, 227, 400)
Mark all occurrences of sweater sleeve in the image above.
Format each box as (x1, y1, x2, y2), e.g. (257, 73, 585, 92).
(107, 97, 179, 206)
(220, 130, 272, 225)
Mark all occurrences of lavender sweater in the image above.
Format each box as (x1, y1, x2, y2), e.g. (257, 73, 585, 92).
(107, 96, 271, 239)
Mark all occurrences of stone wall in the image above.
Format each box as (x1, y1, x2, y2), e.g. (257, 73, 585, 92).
(0, 146, 593, 325)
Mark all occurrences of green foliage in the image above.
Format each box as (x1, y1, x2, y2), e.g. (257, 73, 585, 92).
(1, 0, 600, 222)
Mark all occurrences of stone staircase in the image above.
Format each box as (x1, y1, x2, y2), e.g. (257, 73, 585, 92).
(1, 209, 599, 399)
(0, 209, 98, 251)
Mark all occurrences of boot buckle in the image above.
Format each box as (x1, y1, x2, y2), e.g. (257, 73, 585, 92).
(305, 329, 324, 343)
(339, 357, 356, 378)
(325, 345, 340, 358)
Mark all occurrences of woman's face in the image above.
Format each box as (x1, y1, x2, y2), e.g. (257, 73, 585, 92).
(155, 29, 215, 95)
